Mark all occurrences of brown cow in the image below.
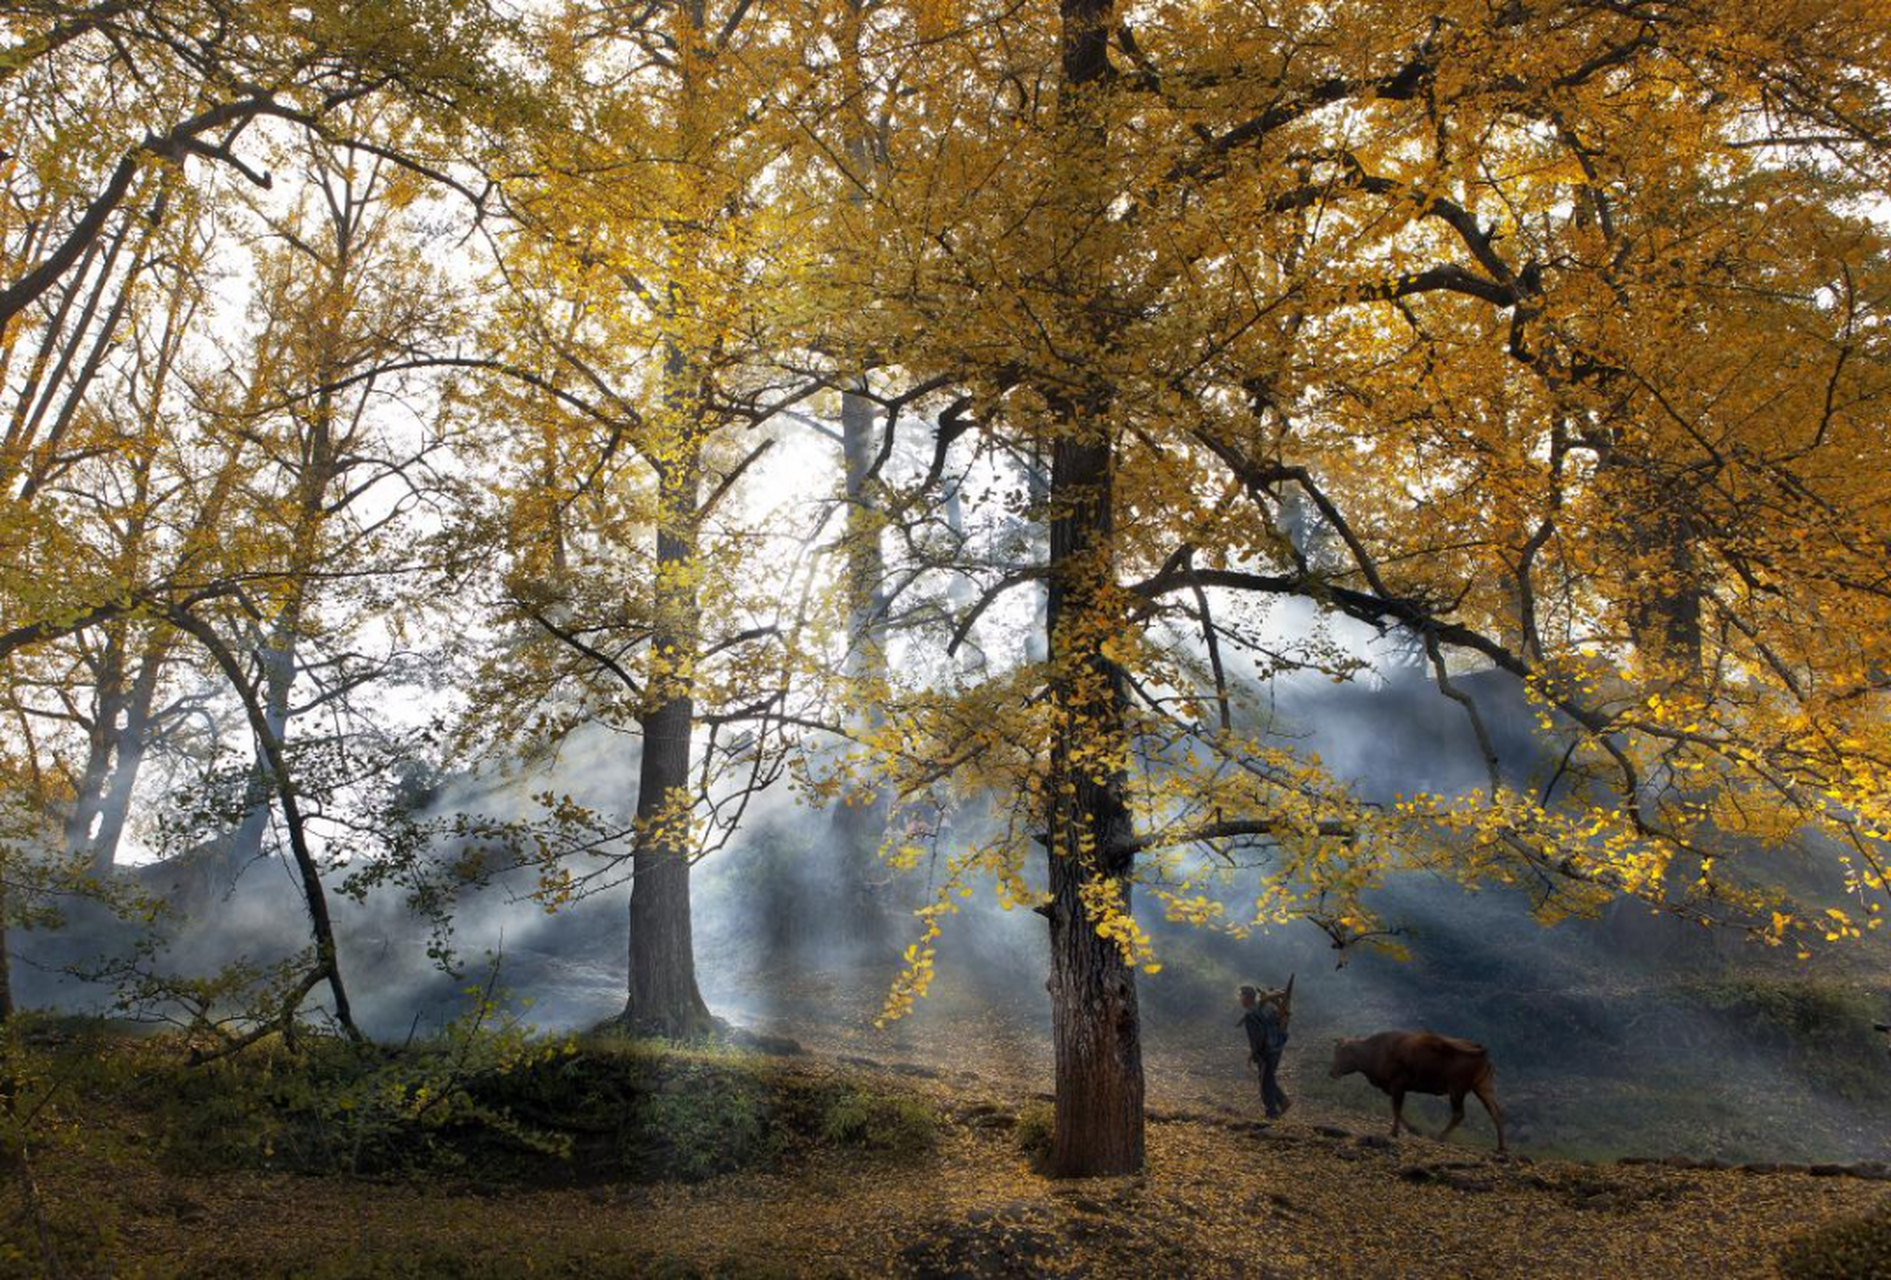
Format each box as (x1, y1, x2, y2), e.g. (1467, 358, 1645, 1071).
(1329, 1030, 1506, 1152)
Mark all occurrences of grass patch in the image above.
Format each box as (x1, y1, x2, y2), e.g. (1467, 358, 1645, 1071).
(819, 1089, 939, 1156)
(1684, 976, 1891, 1102)
(1015, 1101, 1054, 1169)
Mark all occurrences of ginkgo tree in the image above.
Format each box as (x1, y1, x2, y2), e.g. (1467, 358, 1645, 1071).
(796, 0, 1891, 1175)
(0, 0, 516, 1048)
(1, 0, 1888, 1190)
(456, 0, 822, 1037)
(0, 0, 514, 653)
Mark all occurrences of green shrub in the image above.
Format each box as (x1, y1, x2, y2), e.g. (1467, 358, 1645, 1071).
(15, 1013, 953, 1191)
(1778, 1209, 1891, 1280)
(626, 1079, 776, 1181)
(819, 1090, 939, 1156)
(1016, 1102, 1054, 1168)
(141, 996, 576, 1178)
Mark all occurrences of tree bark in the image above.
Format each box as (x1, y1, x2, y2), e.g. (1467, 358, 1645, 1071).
(82, 654, 159, 873)
(64, 630, 164, 877)
(823, 2, 897, 949)
(1043, 416, 1146, 1177)
(63, 655, 122, 871)
(1037, 0, 1146, 1179)
(166, 608, 360, 1041)
(222, 620, 302, 873)
(1598, 448, 1702, 684)
(832, 377, 893, 947)
(621, 442, 715, 1038)
(221, 283, 340, 877)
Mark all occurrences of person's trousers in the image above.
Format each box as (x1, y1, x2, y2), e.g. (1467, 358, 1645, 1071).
(1257, 1050, 1288, 1116)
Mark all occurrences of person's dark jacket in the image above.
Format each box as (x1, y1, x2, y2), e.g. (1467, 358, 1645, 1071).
(1241, 1004, 1288, 1058)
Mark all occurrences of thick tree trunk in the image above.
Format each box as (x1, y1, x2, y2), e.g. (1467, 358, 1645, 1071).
(1599, 449, 1702, 683)
(1036, 0, 1145, 1179)
(1043, 420, 1145, 1177)
(1598, 449, 1705, 942)
(622, 446, 715, 1038)
(620, 1, 718, 1040)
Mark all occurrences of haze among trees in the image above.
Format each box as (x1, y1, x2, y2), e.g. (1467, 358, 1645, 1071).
(3, 0, 1890, 1210)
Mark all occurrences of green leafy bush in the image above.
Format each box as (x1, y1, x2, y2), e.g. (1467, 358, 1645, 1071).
(10, 1012, 955, 1191)
(624, 1075, 777, 1181)
(819, 1089, 939, 1156)
(145, 991, 574, 1177)
(1016, 1102, 1055, 1168)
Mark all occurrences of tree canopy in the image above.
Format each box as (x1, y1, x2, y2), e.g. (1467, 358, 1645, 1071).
(2, 0, 1888, 1176)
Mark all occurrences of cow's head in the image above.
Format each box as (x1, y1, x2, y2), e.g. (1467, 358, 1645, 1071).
(1330, 1038, 1362, 1079)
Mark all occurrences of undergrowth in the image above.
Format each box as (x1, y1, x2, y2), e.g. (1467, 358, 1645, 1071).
(2, 1010, 943, 1191)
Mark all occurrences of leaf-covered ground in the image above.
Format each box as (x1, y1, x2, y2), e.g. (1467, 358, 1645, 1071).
(5, 1026, 1887, 1279)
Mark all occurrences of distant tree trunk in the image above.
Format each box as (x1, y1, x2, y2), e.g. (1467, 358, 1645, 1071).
(82, 655, 159, 872)
(0, 861, 13, 1119)
(222, 620, 302, 873)
(824, 1, 896, 951)
(223, 199, 352, 881)
(832, 377, 893, 948)
(225, 444, 325, 880)
(61, 271, 191, 877)
(1039, 0, 1144, 1179)
(64, 636, 163, 876)
(942, 476, 988, 673)
(622, 440, 716, 1037)
(62, 657, 121, 871)
(165, 608, 360, 1041)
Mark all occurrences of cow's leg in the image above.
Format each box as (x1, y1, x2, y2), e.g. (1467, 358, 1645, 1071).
(1389, 1088, 1407, 1138)
(1474, 1079, 1506, 1152)
(1439, 1090, 1467, 1143)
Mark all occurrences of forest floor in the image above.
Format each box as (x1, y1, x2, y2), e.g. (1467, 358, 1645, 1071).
(3, 1015, 1888, 1280)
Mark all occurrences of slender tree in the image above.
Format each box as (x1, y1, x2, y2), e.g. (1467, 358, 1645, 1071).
(470, 0, 816, 1036)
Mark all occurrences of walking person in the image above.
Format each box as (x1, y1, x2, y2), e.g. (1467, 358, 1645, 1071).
(1239, 982, 1292, 1118)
